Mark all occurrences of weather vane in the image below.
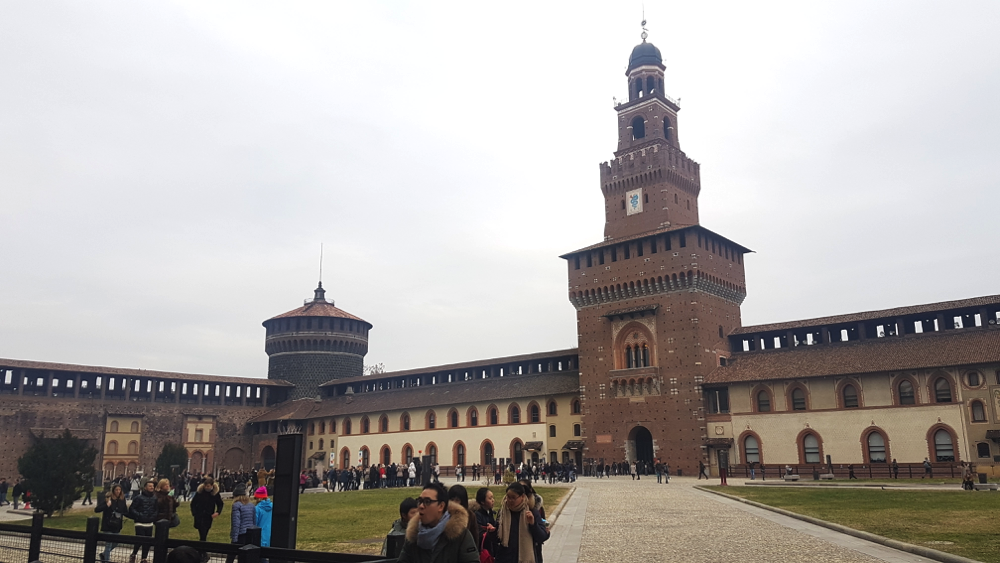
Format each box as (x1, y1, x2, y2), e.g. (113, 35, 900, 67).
(641, 6, 648, 42)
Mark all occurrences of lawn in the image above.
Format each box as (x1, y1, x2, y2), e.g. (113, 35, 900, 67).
(707, 486, 1000, 562)
(12, 485, 570, 555)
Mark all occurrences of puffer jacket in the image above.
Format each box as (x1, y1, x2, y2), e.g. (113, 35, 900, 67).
(230, 500, 256, 542)
(95, 495, 129, 533)
(398, 501, 479, 563)
(128, 490, 158, 524)
(155, 490, 179, 524)
(190, 483, 224, 530)
(255, 499, 272, 547)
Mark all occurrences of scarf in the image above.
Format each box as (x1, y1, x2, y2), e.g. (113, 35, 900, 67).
(497, 496, 535, 563)
(417, 510, 451, 550)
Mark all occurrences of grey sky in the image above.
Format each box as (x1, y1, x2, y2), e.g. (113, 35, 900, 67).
(2, 1, 998, 378)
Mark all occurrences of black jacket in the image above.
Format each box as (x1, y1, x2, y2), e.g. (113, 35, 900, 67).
(190, 484, 224, 530)
(129, 490, 158, 524)
(95, 495, 129, 533)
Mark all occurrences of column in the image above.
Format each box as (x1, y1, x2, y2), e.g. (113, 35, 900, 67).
(45, 371, 54, 397)
(857, 323, 867, 340)
(74, 374, 81, 398)
(896, 318, 907, 336)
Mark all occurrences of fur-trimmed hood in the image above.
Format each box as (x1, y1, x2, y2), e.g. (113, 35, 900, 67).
(405, 500, 469, 543)
(196, 482, 219, 495)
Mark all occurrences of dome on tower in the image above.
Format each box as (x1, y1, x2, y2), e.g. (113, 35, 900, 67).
(627, 40, 663, 73)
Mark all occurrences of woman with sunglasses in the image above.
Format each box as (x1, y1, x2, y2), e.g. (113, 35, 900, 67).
(494, 482, 548, 563)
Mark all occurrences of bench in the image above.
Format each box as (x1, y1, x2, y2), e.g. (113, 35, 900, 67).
(782, 474, 800, 481)
(973, 483, 998, 491)
(819, 473, 835, 480)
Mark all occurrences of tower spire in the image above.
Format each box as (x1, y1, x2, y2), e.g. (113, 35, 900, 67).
(641, 8, 648, 42)
(313, 243, 328, 303)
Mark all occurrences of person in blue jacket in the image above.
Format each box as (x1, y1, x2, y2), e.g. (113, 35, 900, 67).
(253, 487, 272, 548)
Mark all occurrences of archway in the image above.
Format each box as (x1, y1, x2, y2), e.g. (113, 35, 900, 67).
(628, 426, 654, 463)
(260, 445, 276, 471)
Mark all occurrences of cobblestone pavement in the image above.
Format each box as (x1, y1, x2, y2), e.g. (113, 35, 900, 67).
(545, 477, 937, 563)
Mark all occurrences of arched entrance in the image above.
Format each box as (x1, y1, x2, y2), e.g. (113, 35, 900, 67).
(628, 426, 654, 463)
(260, 446, 276, 471)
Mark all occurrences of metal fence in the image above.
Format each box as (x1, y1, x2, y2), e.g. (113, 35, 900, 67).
(0, 515, 395, 563)
(732, 462, 964, 480)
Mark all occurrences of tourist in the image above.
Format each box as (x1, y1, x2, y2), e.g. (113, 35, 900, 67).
(409, 461, 417, 487)
(190, 475, 224, 542)
(433, 463, 441, 483)
(380, 497, 416, 556)
(0, 477, 7, 506)
(891, 459, 899, 479)
(155, 479, 179, 528)
(225, 484, 256, 563)
(397, 482, 478, 563)
(82, 479, 94, 505)
(760, 463, 766, 481)
(848, 465, 857, 479)
(130, 475, 142, 501)
(698, 460, 708, 480)
(95, 483, 128, 563)
(663, 462, 670, 484)
(448, 485, 481, 552)
(254, 487, 272, 548)
(128, 479, 158, 563)
(472, 487, 498, 555)
(299, 471, 308, 494)
(922, 458, 933, 479)
(749, 461, 757, 480)
(494, 482, 548, 563)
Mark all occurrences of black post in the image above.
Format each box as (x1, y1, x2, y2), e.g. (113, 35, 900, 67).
(238, 544, 262, 563)
(421, 456, 432, 487)
(246, 526, 262, 547)
(83, 516, 100, 563)
(271, 433, 302, 550)
(28, 513, 43, 563)
(152, 519, 170, 563)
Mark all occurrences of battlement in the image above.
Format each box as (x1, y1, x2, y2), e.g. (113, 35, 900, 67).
(600, 142, 700, 195)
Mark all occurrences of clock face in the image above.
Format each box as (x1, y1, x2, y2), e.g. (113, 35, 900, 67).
(626, 188, 643, 216)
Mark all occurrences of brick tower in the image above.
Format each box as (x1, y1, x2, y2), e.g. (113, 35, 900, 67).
(263, 282, 371, 400)
(561, 31, 750, 474)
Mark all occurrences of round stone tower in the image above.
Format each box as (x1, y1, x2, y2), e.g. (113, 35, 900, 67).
(263, 282, 371, 400)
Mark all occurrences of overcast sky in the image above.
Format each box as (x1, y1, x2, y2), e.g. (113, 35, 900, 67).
(2, 1, 998, 378)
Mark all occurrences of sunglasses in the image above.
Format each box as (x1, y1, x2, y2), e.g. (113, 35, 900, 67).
(416, 497, 443, 506)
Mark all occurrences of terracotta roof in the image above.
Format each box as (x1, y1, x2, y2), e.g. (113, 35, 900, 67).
(319, 348, 579, 386)
(706, 327, 1000, 384)
(560, 224, 752, 258)
(734, 294, 1000, 334)
(252, 371, 581, 422)
(266, 299, 369, 324)
(0, 357, 291, 386)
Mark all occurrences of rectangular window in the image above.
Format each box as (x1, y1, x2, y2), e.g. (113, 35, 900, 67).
(586, 254, 593, 267)
(599, 251, 605, 265)
(549, 425, 556, 437)
(664, 236, 671, 251)
(574, 256, 580, 270)
(679, 233, 686, 248)
(650, 238, 657, 253)
(707, 389, 729, 414)
(624, 245, 630, 259)
(636, 242, 643, 257)
(611, 248, 617, 262)
(195, 429, 204, 442)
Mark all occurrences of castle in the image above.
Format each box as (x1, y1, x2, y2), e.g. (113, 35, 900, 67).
(2, 35, 999, 482)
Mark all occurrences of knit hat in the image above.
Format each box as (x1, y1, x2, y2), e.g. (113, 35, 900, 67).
(233, 484, 246, 497)
(254, 486, 268, 499)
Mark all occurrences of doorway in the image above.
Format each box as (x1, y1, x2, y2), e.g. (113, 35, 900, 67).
(628, 426, 654, 463)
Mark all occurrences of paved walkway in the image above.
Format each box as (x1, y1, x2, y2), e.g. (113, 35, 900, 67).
(544, 477, 938, 563)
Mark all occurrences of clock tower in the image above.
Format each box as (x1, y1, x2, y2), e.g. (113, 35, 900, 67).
(562, 31, 750, 474)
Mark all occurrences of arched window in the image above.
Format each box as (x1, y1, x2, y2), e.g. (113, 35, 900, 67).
(483, 442, 494, 465)
(512, 441, 523, 464)
(664, 117, 672, 141)
(510, 406, 521, 424)
(341, 448, 350, 469)
(549, 425, 556, 438)
(972, 401, 987, 422)
(110, 421, 119, 433)
(360, 447, 370, 467)
(842, 385, 859, 408)
(426, 411, 436, 429)
(318, 438, 324, 450)
(756, 390, 771, 412)
(631, 116, 646, 140)
(646, 76, 655, 93)
(450, 410, 459, 428)
(641, 345, 649, 367)
(428, 444, 437, 464)
(343, 419, 352, 435)
(867, 432, 887, 463)
(489, 407, 498, 425)
(967, 372, 982, 387)
(127, 441, 138, 455)
(572, 400, 581, 415)
(107, 441, 118, 455)
(404, 445, 413, 464)
(379, 416, 388, 433)
(456, 443, 465, 466)
(574, 424, 581, 436)
(803, 434, 821, 463)
(469, 408, 479, 427)
(402, 413, 411, 431)
(361, 417, 370, 434)
(530, 404, 541, 423)
(744, 436, 760, 463)
(626, 345, 634, 368)
(130, 421, 139, 433)
(547, 401, 557, 416)
(934, 378, 952, 403)
(791, 388, 807, 411)
(934, 429, 955, 461)
(898, 380, 916, 405)
(382, 446, 391, 466)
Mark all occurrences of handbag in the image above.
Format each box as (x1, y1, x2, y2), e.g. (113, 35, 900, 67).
(479, 533, 494, 563)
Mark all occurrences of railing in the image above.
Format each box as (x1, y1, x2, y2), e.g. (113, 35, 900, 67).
(732, 463, 964, 480)
(0, 514, 395, 563)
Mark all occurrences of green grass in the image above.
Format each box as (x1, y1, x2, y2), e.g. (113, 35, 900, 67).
(15, 486, 570, 554)
(707, 486, 1000, 562)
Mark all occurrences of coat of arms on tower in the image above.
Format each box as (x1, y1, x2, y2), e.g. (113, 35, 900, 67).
(626, 188, 643, 215)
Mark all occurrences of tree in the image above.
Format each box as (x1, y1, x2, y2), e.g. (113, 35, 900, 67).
(17, 429, 97, 516)
(363, 363, 385, 376)
(155, 443, 189, 478)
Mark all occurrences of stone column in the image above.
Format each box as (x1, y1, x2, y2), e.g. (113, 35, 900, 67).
(46, 371, 54, 397)
(74, 374, 81, 398)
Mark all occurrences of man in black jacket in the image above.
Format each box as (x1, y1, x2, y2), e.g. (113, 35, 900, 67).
(128, 480, 158, 563)
(190, 476, 224, 541)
